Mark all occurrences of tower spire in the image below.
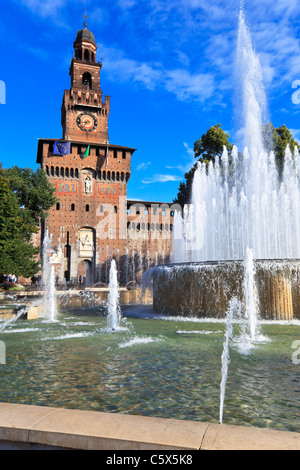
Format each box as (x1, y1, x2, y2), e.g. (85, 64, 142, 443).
(83, 0, 87, 28)
(83, 14, 87, 29)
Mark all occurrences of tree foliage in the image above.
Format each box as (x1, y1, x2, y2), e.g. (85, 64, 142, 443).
(174, 124, 232, 205)
(193, 123, 233, 164)
(274, 125, 300, 174)
(0, 166, 56, 280)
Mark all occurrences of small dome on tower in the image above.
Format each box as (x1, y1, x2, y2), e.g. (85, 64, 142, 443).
(75, 27, 95, 44)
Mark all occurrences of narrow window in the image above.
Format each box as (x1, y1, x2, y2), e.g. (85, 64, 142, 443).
(86, 204, 89, 212)
(71, 203, 75, 211)
(82, 72, 92, 89)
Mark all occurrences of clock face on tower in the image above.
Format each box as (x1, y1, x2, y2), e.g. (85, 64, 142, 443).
(76, 112, 98, 132)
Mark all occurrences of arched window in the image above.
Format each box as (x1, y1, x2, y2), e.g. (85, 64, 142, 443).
(70, 168, 74, 178)
(75, 168, 79, 178)
(46, 166, 49, 176)
(71, 203, 75, 211)
(65, 168, 69, 177)
(56, 167, 59, 176)
(82, 72, 92, 89)
(75, 48, 82, 60)
(60, 167, 64, 177)
(51, 166, 54, 176)
(84, 49, 90, 62)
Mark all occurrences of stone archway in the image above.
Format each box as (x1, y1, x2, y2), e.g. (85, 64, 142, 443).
(78, 259, 94, 287)
(78, 227, 95, 287)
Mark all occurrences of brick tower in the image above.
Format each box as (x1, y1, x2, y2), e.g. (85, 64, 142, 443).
(61, 19, 110, 145)
(36, 19, 174, 286)
(37, 19, 135, 285)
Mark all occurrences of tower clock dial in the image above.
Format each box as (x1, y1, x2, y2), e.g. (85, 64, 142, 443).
(76, 112, 98, 132)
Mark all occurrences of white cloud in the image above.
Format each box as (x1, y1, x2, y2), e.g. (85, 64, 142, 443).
(19, 0, 68, 17)
(165, 142, 195, 173)
(136, 162, 151, 171)
(163, 69, 215, 102)
(142, 142, 195, 185)
(101, 45, 215, 102)
(142, 174, 182, 184)
(290, 129, 300, 144)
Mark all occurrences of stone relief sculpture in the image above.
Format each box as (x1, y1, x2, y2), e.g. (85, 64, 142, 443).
(79, 229, 94, 257)
(84, 176, 92, 194)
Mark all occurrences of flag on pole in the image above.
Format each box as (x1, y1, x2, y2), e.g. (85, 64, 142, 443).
(105, 144, 109, 169)
(80, 145, 90, 159)
(53, 141, 70, 156)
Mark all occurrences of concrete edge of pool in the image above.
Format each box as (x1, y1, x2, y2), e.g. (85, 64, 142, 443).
(0, 402, 300, 450)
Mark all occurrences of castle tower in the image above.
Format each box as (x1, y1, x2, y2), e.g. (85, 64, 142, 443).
(36, 18, 174, 287)
(61, 19, 110, 144)
(36, 19, 135, 284)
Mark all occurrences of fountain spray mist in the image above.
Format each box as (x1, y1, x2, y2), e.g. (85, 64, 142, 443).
(107, 259, 121, 331)
(42, 230, 58, 322)
(243, 247, 260, 341)
(219, 297, 241, 424)
(174, 5, 300, 263)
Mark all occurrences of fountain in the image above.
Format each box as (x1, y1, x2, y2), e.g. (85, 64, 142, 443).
(152, 7, 300, 324)
(42, 230, 58, 322)
(2, 5, 300, 446)
(106, 259, 121, 331)
(219, 297, 240, 424)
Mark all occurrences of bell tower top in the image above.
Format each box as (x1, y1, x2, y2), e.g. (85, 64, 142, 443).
(61, 16, 110, 144)
(73, 15, 97, 63)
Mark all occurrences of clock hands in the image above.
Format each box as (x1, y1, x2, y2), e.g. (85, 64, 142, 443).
(77, 113, 97, 131)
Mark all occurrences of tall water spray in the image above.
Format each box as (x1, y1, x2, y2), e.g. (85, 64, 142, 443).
(42, 231, 58, 322)
(219, 297, 242, 424)
(243, 247, 260, 340)
(174, 8, 300, 263)
(107, 259, 121, 331)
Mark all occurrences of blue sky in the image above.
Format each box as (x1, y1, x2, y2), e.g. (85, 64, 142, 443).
(0, 0, 300, 202)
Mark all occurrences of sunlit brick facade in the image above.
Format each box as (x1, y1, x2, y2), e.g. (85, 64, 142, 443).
(36, 23, 175, 285)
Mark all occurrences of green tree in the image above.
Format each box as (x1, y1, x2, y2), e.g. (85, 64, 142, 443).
(6, 166, 57, 224)
(174, 124, 233, 205)
(263, 123, 300, 175)
(0, 166, 57, 280)
(193, 123, 233, 165)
